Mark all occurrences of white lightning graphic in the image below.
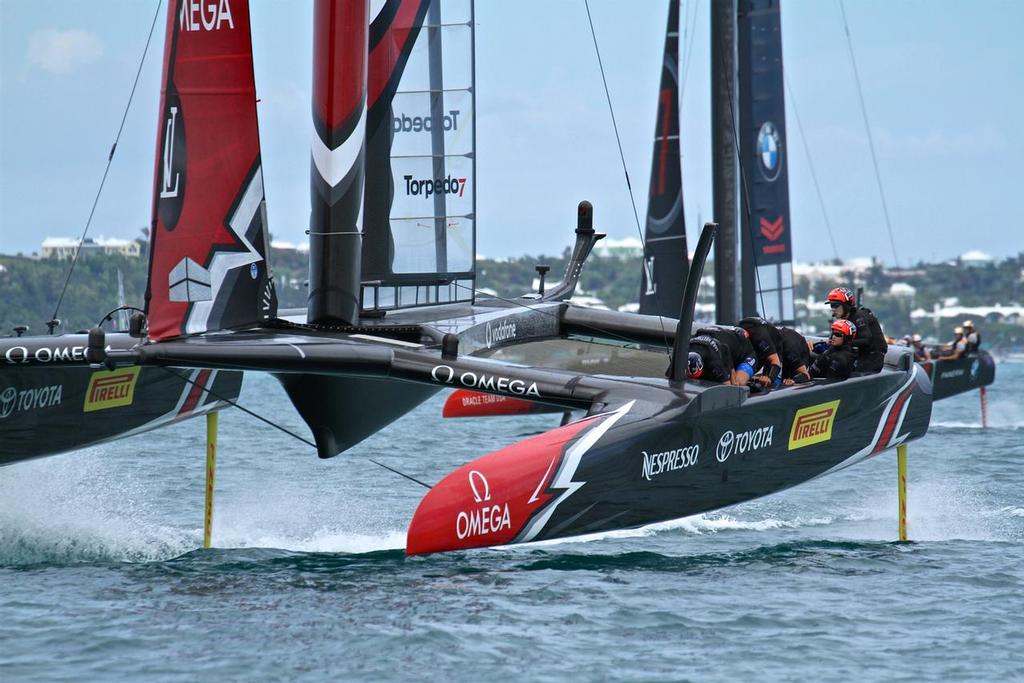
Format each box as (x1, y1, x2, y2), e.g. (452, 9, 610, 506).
(516, 400, 635, 543)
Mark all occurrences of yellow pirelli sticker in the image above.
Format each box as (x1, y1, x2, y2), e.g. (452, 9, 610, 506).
(83, 367, 141, 412)
(788, 399, 841, 450)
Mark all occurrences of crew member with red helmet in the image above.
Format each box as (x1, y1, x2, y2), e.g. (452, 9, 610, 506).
(687, 326, 757, 385)
(825, 287, 887, 373)
(809, 320, 858, 380)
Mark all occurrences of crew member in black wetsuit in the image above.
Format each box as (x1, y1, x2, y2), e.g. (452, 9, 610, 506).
(809, 320, 858, 380)
(825, 287, 887, 373)
(779, 326, 813, 384)
(687, 326, 757, 385)
(737, 316, 813, 386)
(737, 316, 783, 387)
(963, 320, 981, 352)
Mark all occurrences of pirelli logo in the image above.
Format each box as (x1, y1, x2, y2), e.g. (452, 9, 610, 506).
(84, 367, 141, 412)
(788, 399, 841, 450)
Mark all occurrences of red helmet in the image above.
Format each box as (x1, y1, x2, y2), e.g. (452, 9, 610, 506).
(831, 319, 857, 339)
(825, 287, 856, 306)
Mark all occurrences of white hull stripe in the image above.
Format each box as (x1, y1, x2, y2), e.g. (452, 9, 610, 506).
(517, 400, 636, 543)
(818, 366, 921, 478)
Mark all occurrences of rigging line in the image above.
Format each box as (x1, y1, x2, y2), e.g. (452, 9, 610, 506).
(49, 0, 164, 331)
(458, 282, 673, 353)
(711, 18, 768, 319)
(678, 0, 700, 102)
(838, 0, 900, 267)
(367, 459, 433, 490)
(159, 366, 317, 448)
(583, 0, 670, 352)
(160, 366, 431, 489)
(784, 76, 840, 262)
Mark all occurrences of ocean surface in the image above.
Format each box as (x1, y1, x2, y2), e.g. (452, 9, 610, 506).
(2, 363, 1022, 682)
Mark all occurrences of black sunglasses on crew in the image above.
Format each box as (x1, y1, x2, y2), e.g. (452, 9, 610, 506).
(829, 302, 842, 308)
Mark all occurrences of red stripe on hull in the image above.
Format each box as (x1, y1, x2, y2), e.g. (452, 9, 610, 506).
(873, 385, 912, 454)
(179, 369, 212, 415)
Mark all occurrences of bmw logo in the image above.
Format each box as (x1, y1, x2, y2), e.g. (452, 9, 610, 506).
(757, 121, 782, 181)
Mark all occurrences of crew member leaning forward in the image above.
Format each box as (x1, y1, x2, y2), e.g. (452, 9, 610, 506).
(737, 316, 815, 386)
(686, 326, 757, 386)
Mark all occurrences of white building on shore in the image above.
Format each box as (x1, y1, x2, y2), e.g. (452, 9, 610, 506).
(41, 237, 141, 260)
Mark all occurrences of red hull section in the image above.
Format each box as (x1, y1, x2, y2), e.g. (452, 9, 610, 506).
(406, 415, 599, 555)
(441, 390, 560, 418)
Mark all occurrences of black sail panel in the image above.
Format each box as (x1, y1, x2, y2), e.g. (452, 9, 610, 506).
(640, 0, 688, 318)
(362, 0, 475, 312)
(738, 0, 794, 324)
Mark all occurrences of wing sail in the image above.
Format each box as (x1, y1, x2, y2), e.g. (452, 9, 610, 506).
(362, 0, 476, 312)
(738, 0, 794, 324)
(639, 0, 688, 318)
(145, 0, 277, 341)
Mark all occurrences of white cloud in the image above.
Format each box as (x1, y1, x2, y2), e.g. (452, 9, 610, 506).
(28, 29, 103, 75)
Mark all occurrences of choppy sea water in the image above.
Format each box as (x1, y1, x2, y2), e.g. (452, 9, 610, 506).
(2, 363, 1022, 682)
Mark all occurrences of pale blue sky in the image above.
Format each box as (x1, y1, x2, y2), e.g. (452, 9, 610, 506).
(1, 1, 1021, 266)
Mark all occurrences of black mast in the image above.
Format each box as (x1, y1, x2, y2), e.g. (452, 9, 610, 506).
(308, 0, 368, 325)
(711, 0, 738, 325)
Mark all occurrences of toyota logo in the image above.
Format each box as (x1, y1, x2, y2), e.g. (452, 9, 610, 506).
(0, 387, 16, 419)
(716, 430, 735, 462)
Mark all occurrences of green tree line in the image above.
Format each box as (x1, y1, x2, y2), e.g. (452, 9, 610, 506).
(2, 249, 1021, 350)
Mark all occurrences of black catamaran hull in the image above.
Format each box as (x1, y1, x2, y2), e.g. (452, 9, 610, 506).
(1, 334, 242, 466)
(920, 351, 995, 402)
(408, 362, 931, 554)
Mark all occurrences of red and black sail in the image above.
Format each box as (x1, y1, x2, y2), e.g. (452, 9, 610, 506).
(639, 0, 688, 318)
(145, 0, 277, 341)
